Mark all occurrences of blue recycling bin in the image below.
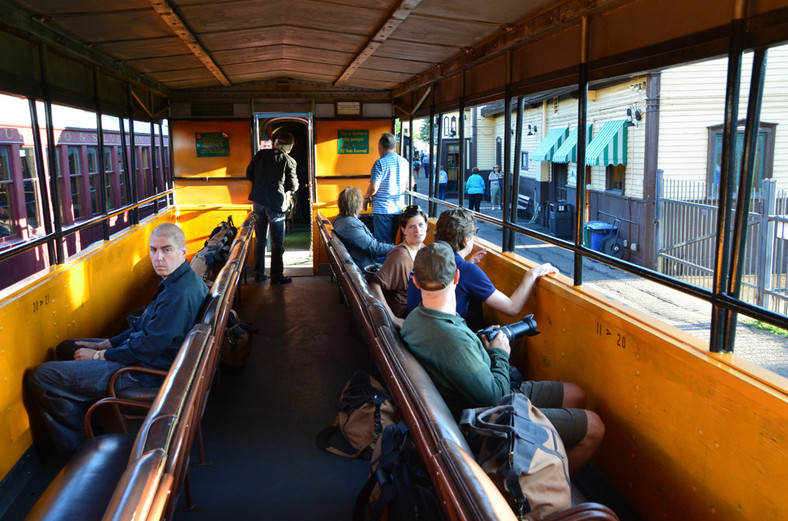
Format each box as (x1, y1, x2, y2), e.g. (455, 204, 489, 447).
(585, 221, 615, 251)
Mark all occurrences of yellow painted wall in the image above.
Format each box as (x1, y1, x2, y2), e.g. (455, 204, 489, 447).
(312, 120, 392, 269)
(178, 206, 253, 259)
(471, 240, 788, 521)
(0, 207, 246, 482)
(171, 120, 254, 206)
(0, 213, 175, 480)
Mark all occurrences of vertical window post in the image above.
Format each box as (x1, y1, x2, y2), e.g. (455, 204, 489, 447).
(28, 99, 55, 265)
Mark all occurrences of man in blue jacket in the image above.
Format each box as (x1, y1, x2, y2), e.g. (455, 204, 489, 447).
(27, 223, 209, 460)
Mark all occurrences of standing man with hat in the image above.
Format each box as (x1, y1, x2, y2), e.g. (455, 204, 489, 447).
(363, 132, 409, 244)
(247, 131, 299, 284)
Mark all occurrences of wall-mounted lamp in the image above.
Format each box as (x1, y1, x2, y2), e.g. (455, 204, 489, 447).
(626, 106, 643, 127)
(527, 124, 538, 136)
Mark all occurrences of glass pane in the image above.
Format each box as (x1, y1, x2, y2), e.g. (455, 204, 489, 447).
(89, 174, 100, 215)
(70, 175, 82, 219)
(0, 146, 10, 182)
(0, 147, 13, 237)
(21, 148, 41, 230)
(87, 147, 98, 173)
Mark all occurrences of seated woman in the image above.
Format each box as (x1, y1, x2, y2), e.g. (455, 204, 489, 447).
(370, 206, 428, 329)
(332, 186, 395, 269)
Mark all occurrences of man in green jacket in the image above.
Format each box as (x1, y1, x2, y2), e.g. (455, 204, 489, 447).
(400, 241, 604, 474)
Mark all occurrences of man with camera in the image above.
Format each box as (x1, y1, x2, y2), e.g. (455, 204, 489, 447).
(406, 208, 558, 331)
(401, 241, 604, 474)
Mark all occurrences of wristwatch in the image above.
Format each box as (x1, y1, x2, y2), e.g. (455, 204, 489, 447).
(93, 350, 101, 360)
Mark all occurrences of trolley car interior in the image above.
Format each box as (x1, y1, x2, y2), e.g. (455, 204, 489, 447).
(2, 0, 788, 520)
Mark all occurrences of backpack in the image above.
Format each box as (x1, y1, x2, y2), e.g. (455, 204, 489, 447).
(219, 310, 257, 368)
(191, 216, 238, 281)
(316, 371, 398, 459)
(353, 422, 445, 521)
(459, 393, 571, 520)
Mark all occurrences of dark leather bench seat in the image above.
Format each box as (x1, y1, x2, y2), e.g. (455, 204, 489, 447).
(25, 434, 135, 521)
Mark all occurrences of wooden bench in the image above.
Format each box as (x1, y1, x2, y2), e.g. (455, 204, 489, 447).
(25, 213, 254, 521)
(315, 212, 620, 521)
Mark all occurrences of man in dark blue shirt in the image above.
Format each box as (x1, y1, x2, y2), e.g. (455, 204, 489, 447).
(27, 223, 209, 460)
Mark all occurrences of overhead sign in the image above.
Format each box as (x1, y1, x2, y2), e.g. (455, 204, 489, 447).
(337, 129, 369, 154)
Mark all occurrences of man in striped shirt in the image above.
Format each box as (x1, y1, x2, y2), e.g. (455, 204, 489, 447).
(363, 132, 409, 244)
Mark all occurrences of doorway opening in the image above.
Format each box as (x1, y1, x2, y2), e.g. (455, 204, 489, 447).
(253, 113, 313, 276)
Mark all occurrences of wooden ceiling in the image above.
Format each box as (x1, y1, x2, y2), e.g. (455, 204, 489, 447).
(10, 0, 561, 93)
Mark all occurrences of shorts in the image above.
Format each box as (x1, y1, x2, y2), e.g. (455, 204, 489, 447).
(519, 380, 588, 449)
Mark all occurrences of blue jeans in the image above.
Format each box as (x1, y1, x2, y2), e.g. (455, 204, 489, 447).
(253, 203, 287, 279)
(439, 183, 447, 200)
(373, 213, 399, 245)
(27, 358, 157, 456)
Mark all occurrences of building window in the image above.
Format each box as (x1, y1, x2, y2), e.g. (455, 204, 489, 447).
(707, 122, 775, 195)
(606, 164, 625, 193)
(139, 147, 150, 197)
(496, 137, 502, 168)
(21, 147, 41, 231)
(67, 146, 83, 220)
(87, 147, 101, 215)
(118, 147, 127, 206)
(0, 146, 15, 237)
(103, 146, 114, 210)
(450, 116, 457, 137)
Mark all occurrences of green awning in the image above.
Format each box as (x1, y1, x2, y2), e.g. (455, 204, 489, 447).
(586, 120, 627, 166)
(531, 128, 569, 162)
(552, 124, 593, 163)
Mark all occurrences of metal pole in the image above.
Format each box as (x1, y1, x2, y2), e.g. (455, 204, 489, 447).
(39, 44, 64, 264)
(458, 96, 465, 210)
(502, 87, 512, 249)
(428, 101, 435, 217)
(126, 84, 139, 225)
(27, 98, 56, 266)
(710, 11, 745, 353)
(508, 97, 525, 252)
(724, 48, 768, 347)
(573, 17, 589, 286)
(94, 68, 110, 241)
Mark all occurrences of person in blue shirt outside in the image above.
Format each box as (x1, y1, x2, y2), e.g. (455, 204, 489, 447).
(421, 152, 429, 178)
(332, 186, 395, 269)
(27, 223, 209, 461)
(466, 167, 485, 212)
(406, 208, 557, 331)
(438, 165, 448, 200)
(364, 133, 409, 244)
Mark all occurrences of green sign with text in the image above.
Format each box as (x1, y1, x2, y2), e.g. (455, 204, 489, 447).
(195, 132, 230, 157)
(337, 130, 369, 154)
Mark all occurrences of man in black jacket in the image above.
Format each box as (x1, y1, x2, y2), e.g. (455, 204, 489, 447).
(246, 131, 299, 284)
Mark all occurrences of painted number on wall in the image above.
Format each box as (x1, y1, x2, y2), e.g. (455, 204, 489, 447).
(33, 294, 50, 313)
(596, 322, 626, 349)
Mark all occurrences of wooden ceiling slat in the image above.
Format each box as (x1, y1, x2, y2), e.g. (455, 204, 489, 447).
(178, 0, 386, 34)
(212, 46, 353, 67)
(97, 37, 191, 60)
(200, 27, 365, 53)
(125, 54, 205, 73)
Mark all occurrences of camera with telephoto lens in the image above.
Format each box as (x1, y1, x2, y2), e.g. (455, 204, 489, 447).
(476, 314, 540, 342)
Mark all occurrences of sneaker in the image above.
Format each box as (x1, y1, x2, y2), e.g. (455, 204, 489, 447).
(270, 275, 292, 285)
(255, 273, 268, 282)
